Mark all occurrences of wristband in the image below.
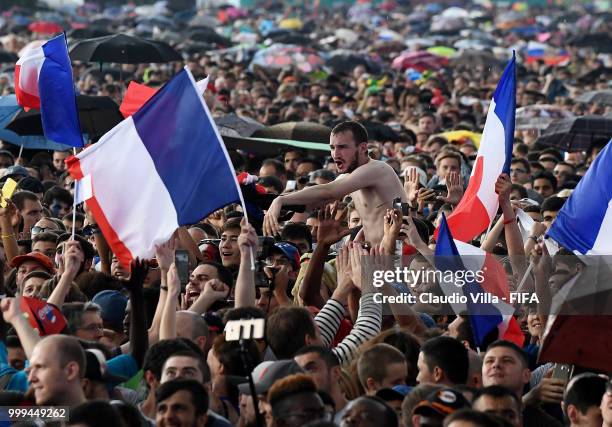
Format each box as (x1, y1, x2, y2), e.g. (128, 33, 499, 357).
(503, 217, 516, 225)
(160, 286, 169, 291)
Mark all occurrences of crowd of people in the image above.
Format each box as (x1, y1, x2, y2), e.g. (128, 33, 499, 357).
(0, 0, 611, 426)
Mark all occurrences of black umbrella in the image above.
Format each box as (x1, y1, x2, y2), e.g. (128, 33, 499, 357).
(252, 122, 331, 144)
(70, 34, 182, 64)
(568, 33, 612, 53)
(7, 95, 123, 139)
(325, 50, 382, 75)
(577, 67, 612, 84)
(188, 28, 231, 47)
(536, 115, 612, 152)
(451, 50, 501, 69)
(0, 50, 18, 63)
(215, 114, 264, 137)
(67, 28, 112, 40)
(575, 90, 612, 106)
(359, 120, 401, 142)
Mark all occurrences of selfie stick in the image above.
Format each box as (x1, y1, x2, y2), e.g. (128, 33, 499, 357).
(239, 323, 265, 427)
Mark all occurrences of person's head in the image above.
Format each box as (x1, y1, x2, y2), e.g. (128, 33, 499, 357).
(341, 396, 399, 427)
(5, 335, 26, 371)
(482, 341, 530, 397)
(281, 222, 312, 254)
(220, 218, 242, 269)
(56, 233, 95, 272)
(42, 185, 73, 218)
(53, 150, 71, 172)
(260, 159, 287, 188)
(175, 311, 210, 353)
(207, 334, 261, 383)
(358, 343, 408, 395)
(0, 150, 15, 168)
(284, 149, 304, 174)
(562, 373, 607, 427)
(443, 408, 512, 427)
(330, 121, 369, 174)
(185, 261, 232, 309)
(161, 350, 209, 385)
(601, 380, 612, 427)
(67, 400, 124, 427)
(266, 307, 321, 359)
(540, 196, 565, 229)
(417, 336, 469, 386)
(258, 175, 284, 195)
(473, 386, 522, 427)
(418, 112, 437, 135)
(156, 379, 209, 427)
(12, 252, 55, 287)
(553, 161, 576, 187)
(32, 231, 58, 259)
(294, 345, 341, 394)
(434, 151, 461, 179)
(26, 335, 86, 406)
(62, 302, 104, 342)
(401, 384, 442, 427)
(509, 184, 527, 201)
(446, 314, 476, 350)
(532, 171, 557, 199)
(509, 159, 531, 185)
(11, 190, 44, 228)
(91, 290, 128, 334)
(19, 270, 51, 297)
(268, 374, 327, 427)
(311, 169, 336, 185)
(550, 248, 586, 294)
(143, 339, 197, 393)
(412, 388, 471, 427)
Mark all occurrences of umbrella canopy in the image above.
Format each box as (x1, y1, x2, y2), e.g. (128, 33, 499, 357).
(0, 50, 18, 63)
(188, 28, 231, 47)
(67, 27, 112, 39)
(516, 105, 574, 130)
(28, 21, 63, 34)
(426, 46, 457, 58)
(391, 50, 448, 72)
(279, 18, 303, 30)
(215, 114, 264, 138)
(575, 90, 612, 106)
(7, 95, 123, 140)
(359, 120, 400, 142)
(536, 115, 612, 152)
(70, 33, 182, 64)
(451, 50, 501, 69)
(539, 315, 612, 372)
(250, 44, 324, 73)
(325, 50, 382, 75)
(223, 135, 329, 157)
(252, 122, 331, 144)
(568, 33, 612, 54)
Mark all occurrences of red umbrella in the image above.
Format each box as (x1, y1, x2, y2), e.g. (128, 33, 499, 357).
(539, 315, 612, 372)
(391, 50, 448, 72)
(28, 21, 63, 34)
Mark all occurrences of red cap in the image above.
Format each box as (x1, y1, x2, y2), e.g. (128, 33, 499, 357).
(11, 252, 55, 274)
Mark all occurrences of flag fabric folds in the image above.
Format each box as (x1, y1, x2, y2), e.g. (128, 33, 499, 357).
(67, 68, 242, 267)
(435, 214, 524, 348)
(547, 139, 612, 255)
(439, 54, 516, 242)
(15, 33, 83, 147)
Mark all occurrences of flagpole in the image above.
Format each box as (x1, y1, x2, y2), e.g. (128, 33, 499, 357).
(17, 144, 24, 162)
(516, 262, 534, 292)
(71, 147, 77, 241)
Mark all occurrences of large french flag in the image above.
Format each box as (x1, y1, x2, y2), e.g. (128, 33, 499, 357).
(66, 68, 242, 267)
(547, 139, 612, 255)
(435, 214, 524, 348)
(15, 33, 83, 147)
(440, 54, 515, 242)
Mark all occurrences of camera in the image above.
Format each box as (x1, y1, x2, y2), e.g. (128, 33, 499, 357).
(255, 236, 276, 288)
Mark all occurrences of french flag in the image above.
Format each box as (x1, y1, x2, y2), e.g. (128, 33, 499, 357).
(435, 213, 524, 348)
(66, 68, 242, 267)
(547, 139, 612, 255)
(15, 33, 83, 147)
(440, 54, 515, 242)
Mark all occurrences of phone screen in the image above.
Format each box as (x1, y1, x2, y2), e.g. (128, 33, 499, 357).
(175, 250, 190, 291)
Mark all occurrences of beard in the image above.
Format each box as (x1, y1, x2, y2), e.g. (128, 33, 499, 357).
(345, 152, 361, 173)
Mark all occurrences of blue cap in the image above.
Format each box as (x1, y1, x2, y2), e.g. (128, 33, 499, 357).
(271, 242, 301, 270)
(92, 290, 128, 331)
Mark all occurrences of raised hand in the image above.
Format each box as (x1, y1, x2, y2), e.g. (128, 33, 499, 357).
(201, 278, 230, 302)
(437, 171, 463, 205)
(127, 258, 149, 289)
(166, 263, 181, 297)
(0, 297, 22, 324)
(238, 217, 258, 254)
(317, 202, 350, 247)
(403, 168, 420, 205)
(401, 216, 425, 249)
(383, 208, 402, 243)
(494, 173, 512, 203)
(155, 238, 176, 271)
(263, 197, 282, 237)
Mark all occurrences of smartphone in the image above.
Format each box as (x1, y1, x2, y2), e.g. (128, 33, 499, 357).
(174, 250, 190, 291)
(393, 197, 410, 217)
(551, 363, 572, 384)
(225, 318, 265, 341)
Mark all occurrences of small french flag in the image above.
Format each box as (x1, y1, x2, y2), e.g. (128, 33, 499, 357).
(15, 33, 83, 147)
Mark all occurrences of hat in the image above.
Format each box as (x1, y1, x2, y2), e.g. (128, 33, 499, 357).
(17, 176, 44, 194)
(203, 312, 224, 333)
(413, 388, 470, 417)
(2, 165, 29, 179)
(85, 349, 128, 384)
(91, 290, 128, 331)
(376, 386, 412, 402)
(11, 252, 55, 274)
(237, 360, 304, 395)
(271, 242, 301, 270)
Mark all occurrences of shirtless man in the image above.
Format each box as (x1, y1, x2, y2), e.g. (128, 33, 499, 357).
(263, 121, 406, 245)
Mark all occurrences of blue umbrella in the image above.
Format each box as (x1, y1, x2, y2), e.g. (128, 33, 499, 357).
(0, 95, 73, 150)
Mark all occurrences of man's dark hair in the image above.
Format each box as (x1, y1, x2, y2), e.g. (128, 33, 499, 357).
(295, 345, 339, 369)
(17, 177, 44, 195)
(63, 212, 85, 224)
(443, 409, 512, 427)
(223, 306, 266, 322)
(523, 205, 540, 214)
(281, 222, 312, 251)
(261, 159, 286, 177)
(331, 121, 368, 145)
(266, 307, 317, 359)
(143, 339, 195, 384)
(419, 111, 436, 121)
(57, 233, 95, 261)
(162, 349, 210, 383)
(5, 335, 21, 348)
(221, 217, 242, 234)
(199, 261, 233, 288)
(513, 143, 529, 157)
(68, 400, 123, 427)
(193, 222, 219, 239)
(11, 191, 39, 211)
(532, 171, 557, 192)
(258, 175, 284, 194)
(42, 185, 73, 207)
(555, 161, 576, 173)
(540, 148, 563, 161)
(563, 373, 607, 418)
(32, 231, 59, 244)
(473, 385, 521, 408)
(540, 196, 565, 213)
(421, 336, 469, 384)
(355, 396, 398, 427)
(486, 340, 529, 368)
(456, 314, 476, 350)
(297, 158, 323, 170)
(156, 379, 209, 417)
(510, 184, 528, 199)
